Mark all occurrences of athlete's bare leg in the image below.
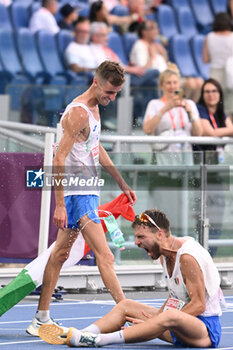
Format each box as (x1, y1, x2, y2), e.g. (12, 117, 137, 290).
(80, 215, 125, 303)
(38, 228, 78, 310)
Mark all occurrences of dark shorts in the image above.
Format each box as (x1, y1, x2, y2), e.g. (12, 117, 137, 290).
(170, 315, 221, 348)
(65, 195, 101, 230)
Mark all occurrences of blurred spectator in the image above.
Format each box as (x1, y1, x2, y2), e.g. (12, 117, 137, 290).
(90, 0, 128, 12)
(195, 78, 230, 257)
(228, 0, 233, 21)
(197, 78, 233, 139)
(127, 0, 145, 33)
(203, 12, 233, 117)
(0, 0, 11, 6)
(130, 20, 167, 73)
(130, 20, 203, 102)
(90, 22, 145, 76)
(29, 0, 59, 34)
(143, 64, 202, 154)
(89, 0, 138, 31)
(58, 4, 79, 31)
(64, 17, 96, 74)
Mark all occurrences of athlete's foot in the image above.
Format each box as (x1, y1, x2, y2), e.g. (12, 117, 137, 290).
(39, 324, 100, 347)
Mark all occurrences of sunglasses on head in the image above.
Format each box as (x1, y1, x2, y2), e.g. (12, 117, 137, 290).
(139, 212, 160, 230)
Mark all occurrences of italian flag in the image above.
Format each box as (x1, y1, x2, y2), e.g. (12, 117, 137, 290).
(0, 194, 135, 317)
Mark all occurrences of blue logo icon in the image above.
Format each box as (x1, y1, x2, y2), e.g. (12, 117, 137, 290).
(93, 125, 97, 132)
(26, 168, 45, 188)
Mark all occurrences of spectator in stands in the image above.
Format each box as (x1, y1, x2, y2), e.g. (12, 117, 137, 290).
(130, 20, 167, 73)
(195, 78, 230, 257)
(143, 64, 202, 154)
(64, 17, 96, 76)
(90, 21, 145, 77)
(0, 0, 11, 6)
(29, 0, 59, 34)
(127, 0, 145, 33)
(197, 78, 233, 139)
(58, 4, 79, 31)
(203, 12, 233, 118)
(89, 0, 138, 31)
(227, 0, 233, 26)
(95, 0, 128, 12)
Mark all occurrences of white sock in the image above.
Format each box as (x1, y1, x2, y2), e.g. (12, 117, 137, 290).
(82, 324, 100, 334)
(36, 310, 50, 322)
(97, 330, 125, 346)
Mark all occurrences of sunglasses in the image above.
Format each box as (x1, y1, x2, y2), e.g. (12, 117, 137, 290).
(139, 212, 160, 230)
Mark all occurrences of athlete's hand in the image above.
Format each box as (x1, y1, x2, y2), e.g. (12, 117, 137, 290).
(53, 206, 67, 229)
(121, 185, 137, 205)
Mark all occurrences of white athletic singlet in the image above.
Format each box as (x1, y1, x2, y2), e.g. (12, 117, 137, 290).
(162, 237, 222, 317)
(59, 102, 101, 197)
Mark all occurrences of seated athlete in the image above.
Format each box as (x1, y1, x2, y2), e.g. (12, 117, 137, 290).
(38, 209, 223, 348)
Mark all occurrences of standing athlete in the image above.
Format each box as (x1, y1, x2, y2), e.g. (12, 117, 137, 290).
(26, 61, 137, 336)
(39, 209, 223, 348)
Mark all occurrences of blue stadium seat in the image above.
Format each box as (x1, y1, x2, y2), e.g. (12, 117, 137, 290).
(0, 59, 12, 94)
(176, 7, 197, 39)
(110, 4, 129, 16)
(169, 34, 199, 77)
(36, 30, 68, 85)
(189, 0, 213, 34)
(166, 0, 190, 9)
(0, 28, 27, 79)
(56, 29, 74, 66)
(122, 32, 138, 62)
(77, 2, 90, 18)
(157, 5, 178, 39)
(0, 3, 12, 29)
(29, 2, 41, 16)
(10, 2, 30, 29)
(107, 31, 127, 65)
(208, 0, 228, 14)
(190, 34, 210, 80)
(16, 28, 50, 84)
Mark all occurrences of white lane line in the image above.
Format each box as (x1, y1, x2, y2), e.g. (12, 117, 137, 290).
(0, 316, 101, 325)
(0, 340, 43, 346)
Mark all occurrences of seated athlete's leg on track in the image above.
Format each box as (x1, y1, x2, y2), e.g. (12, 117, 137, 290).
(84, 299, 160, 334)
(80, 215, 124, 303)
(38, 228, 79, 310)
(123, 308, 212, 348)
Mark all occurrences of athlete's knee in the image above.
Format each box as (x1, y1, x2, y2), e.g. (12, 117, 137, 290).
(96, 249, 115, 267)
(163, 309, 181, 328)
(50, 246, 72, 265)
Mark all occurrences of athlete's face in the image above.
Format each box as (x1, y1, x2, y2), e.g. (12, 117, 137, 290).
(134, 225, 161, 260)
(95, 78, 123, 106)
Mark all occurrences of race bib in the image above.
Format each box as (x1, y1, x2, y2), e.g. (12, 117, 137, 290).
(164, 298, 185, 311)
(91, 145, 99, 167)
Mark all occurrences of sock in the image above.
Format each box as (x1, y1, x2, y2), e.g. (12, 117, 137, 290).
(82, 324, 100, 334)
(97, 330, 125, 346)
(36, 310, 50, 322)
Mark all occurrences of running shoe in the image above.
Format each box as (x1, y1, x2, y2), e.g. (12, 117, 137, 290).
(39, 324, 100, 347)
(26, 317, 68, 337)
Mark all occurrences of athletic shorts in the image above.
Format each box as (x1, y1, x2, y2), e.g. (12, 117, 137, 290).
(65, 195, 101, 230)
(170, 315, 221, 348)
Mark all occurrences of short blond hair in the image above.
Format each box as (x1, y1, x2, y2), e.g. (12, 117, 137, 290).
(95, 61, 125, 86)
(159, 62, 180, 89)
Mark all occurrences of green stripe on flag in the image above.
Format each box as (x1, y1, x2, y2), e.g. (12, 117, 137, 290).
(0, 269, 37, 317)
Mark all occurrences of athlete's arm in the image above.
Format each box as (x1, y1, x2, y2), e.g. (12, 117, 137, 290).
(179, 254, 206, 316)
(99, 143, 137, 205)
(53, 107, 89, 229)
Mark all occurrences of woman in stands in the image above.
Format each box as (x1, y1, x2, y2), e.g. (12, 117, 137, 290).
(203, 12, 233, 118)
(89, 0, 138, 30)
(197, 78, 233, 138)
(143, 64, 202, 155)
